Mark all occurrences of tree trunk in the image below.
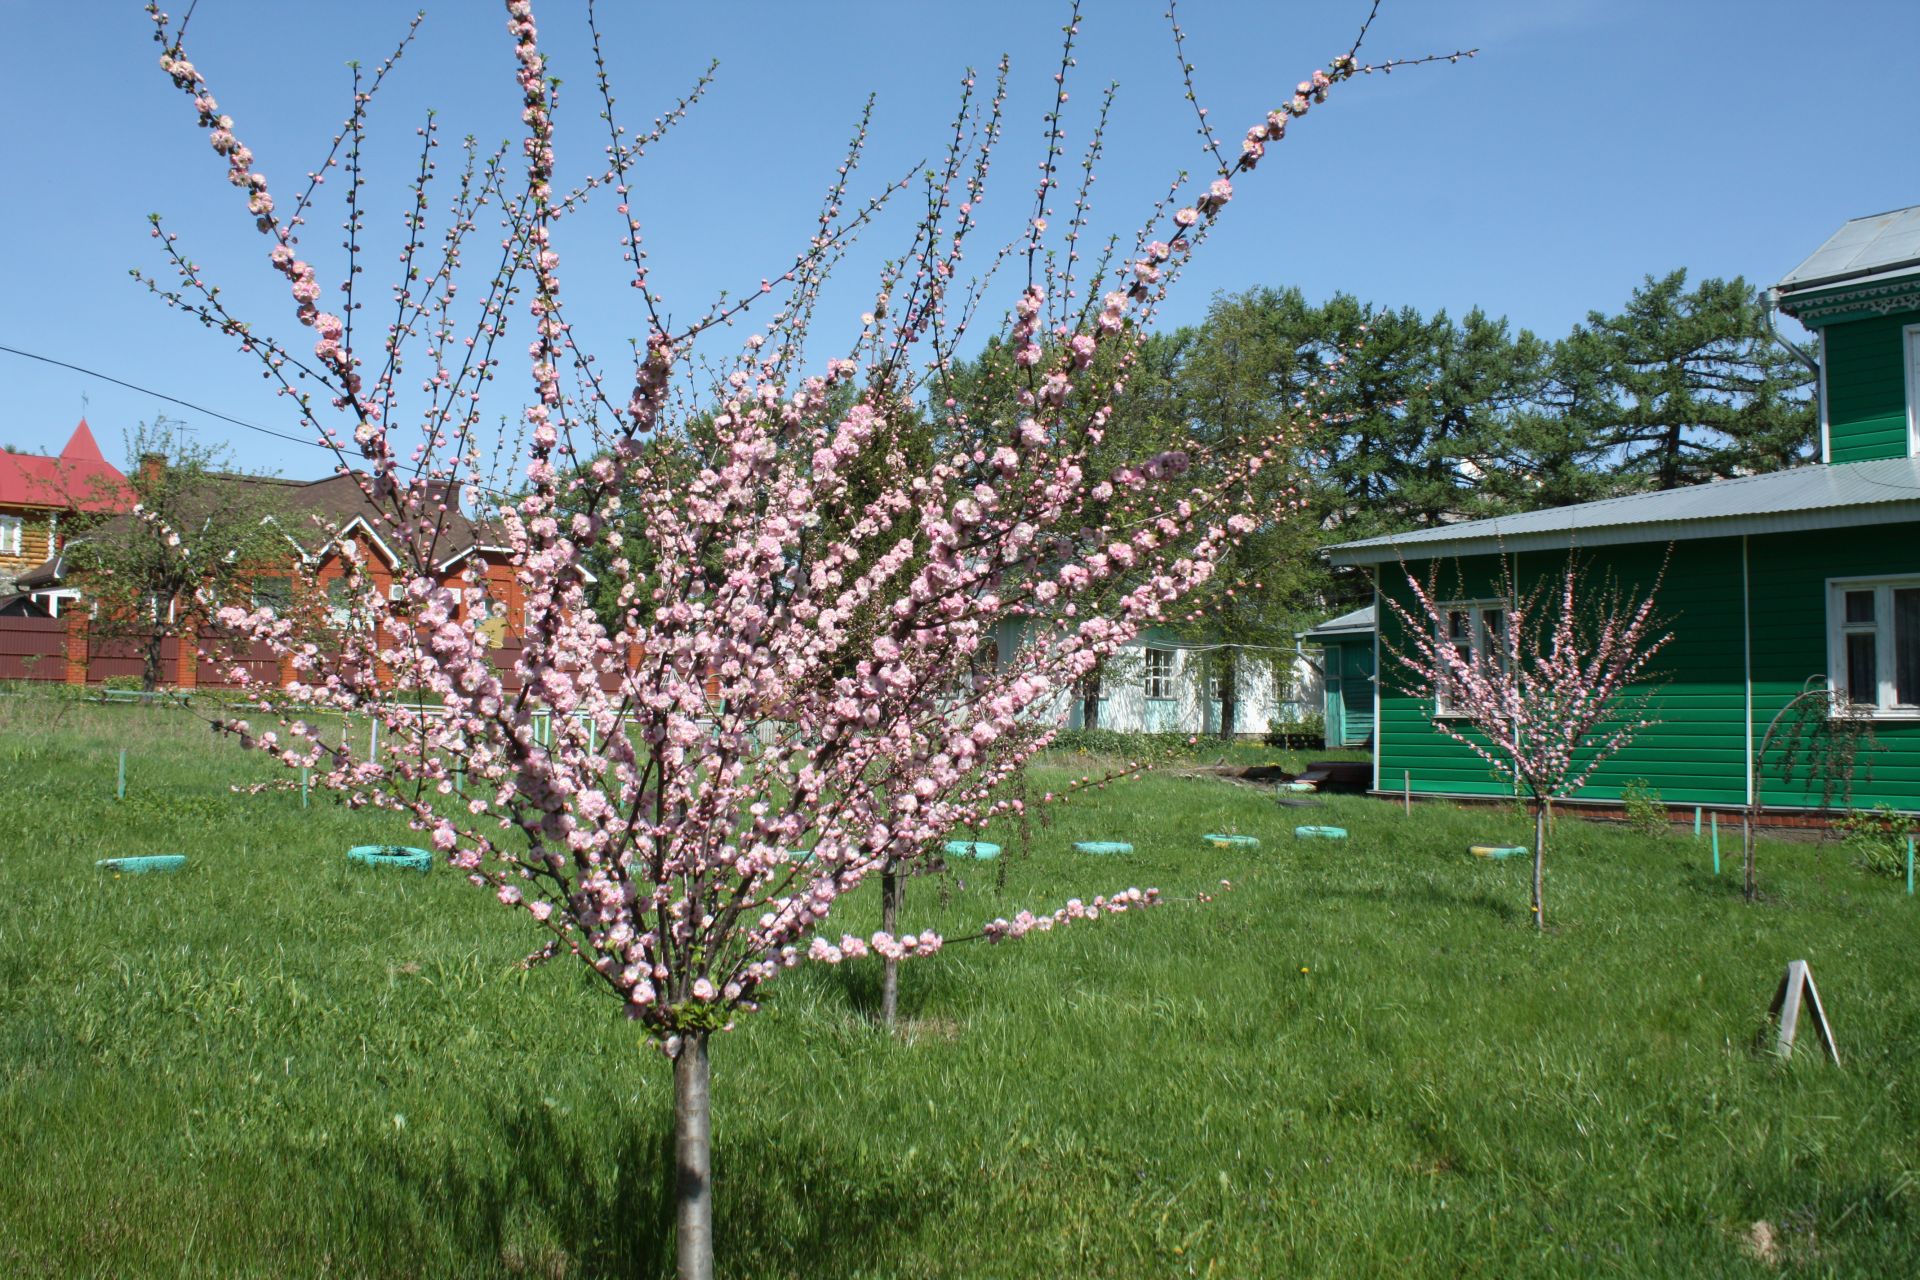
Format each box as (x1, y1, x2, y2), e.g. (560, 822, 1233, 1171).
(1532, 801, 1547, 931)
(879, 862, 903, 1028)
(674, 1032, 714, 1280)
(143, 627, 167, 693)
(1218, 649, 1237, 742)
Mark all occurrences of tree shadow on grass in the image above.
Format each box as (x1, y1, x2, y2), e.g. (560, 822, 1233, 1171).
(1307, 880, 1526, 925)
(348, 1094, 951, 1277)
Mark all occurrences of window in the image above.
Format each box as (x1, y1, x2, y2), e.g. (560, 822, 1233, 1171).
(1434, 600, 1506, 717)
(1144, 647, 1175, 700)
(0, 513, 21, 556)
(1830, 577, 1920, 717)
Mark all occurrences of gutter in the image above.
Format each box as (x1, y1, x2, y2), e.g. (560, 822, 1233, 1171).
(1764, 287, 1820, 376)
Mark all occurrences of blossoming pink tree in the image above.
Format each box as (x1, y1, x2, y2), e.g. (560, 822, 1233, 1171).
(1384, 553, 1673, 930)
(144, 2, 1466, 1273)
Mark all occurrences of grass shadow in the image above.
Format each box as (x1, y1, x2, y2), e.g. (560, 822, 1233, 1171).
(348, 1092, 951, 1277)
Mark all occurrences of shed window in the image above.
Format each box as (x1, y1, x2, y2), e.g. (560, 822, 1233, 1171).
(1830, 576, 1920, 717)
(1435, 600, 1506, 717)
(1144, 647, 1175, 700)
(0, 514, 21, 556)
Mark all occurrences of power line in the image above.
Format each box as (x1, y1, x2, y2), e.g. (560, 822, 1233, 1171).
(0, 342, 524, 501)
(1, 342, 340, 455)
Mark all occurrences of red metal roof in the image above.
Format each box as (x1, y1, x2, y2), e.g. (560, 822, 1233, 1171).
(0, 420, 132, 513)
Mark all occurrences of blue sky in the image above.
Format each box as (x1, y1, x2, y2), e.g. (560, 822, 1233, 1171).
(3, 1, 1916, 477)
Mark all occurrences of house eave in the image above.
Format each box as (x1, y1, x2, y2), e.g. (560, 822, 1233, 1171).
(1327, 500, 1920, 567)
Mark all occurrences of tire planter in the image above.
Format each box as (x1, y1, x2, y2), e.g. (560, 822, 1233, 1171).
(1074, 840, 1134, 856)
(347, 844, 433, 873)
(1470, 845, 1529, 860)
(944, 840, 1001, 860)
(1204, 833, 1260, 850)
(97, 855, 186, 874)
(1293, 826, 1347, 840)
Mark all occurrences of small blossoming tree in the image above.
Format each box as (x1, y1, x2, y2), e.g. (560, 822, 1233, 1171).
(1385, 553, 1673, 929)
(143, 1, 1467, 1273)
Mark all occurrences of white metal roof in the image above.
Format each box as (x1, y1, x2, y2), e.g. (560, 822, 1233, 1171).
(1299, 604, 1375, 639)
(1777, 204, 1920, 295)
(1327, 457, 1920, 566)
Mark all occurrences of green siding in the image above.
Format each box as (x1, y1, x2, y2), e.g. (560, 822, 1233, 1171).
(1748, 523, 1920, 810)
(1825, 311, 1915, 464)
(1380, 540, 1749, 808)
(1379, 530, 1920, 811)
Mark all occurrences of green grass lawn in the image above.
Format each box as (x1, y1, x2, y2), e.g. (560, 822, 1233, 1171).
(1, 693, 1916, 1277)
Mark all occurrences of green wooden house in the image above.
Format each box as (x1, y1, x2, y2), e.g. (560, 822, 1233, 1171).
(1326, 205, 1920, 815)
(1299, 605, 1377, 749)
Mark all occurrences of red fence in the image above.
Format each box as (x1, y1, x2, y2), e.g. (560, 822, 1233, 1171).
(0, 613, 568, 694)
(0, 616, 65, 682)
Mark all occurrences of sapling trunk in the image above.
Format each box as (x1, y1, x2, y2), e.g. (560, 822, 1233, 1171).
(879, 861, 903, 1028)
(1532, 799, 1547, 931)
(1743, 816, 1757, 903)
(674, 1031, 714, 1280)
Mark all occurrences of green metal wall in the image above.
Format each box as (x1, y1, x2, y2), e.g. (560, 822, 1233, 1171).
(1825, 310, 1915, 464)
(1749, 522, 1920, 809)
(1375, 530, 1920, 812)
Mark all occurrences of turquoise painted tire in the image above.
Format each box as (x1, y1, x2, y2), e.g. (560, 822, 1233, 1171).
(1204, 833, 1260, 849)
(944, 840, 1001, 860)
(1293, 826, 1347, 840)
(347, 844, 433, 873)
(97, 855, 186, 874)
(1075, 840, 1133, 855)
(1470, 845, 1529, 860)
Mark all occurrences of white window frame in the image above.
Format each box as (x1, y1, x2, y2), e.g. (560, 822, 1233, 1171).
(0, 513, 22, 556)
(1143, 647, 1175, 701)
(1434, 598, 1508, 718)
(1905, 323, 1920, 459)
(1827, 573, 1920, 720)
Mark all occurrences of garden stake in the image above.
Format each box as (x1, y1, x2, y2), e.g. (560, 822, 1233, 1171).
(1694, 806, 1702, 839)
(1711, 812, 1720, 875)
(1404, 770, 1411, 815)
(1907, 837, 1914, 896)
(369, 719, 379, 764)
(301, 767, 309, 808)
(116, 748, 126, 800)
